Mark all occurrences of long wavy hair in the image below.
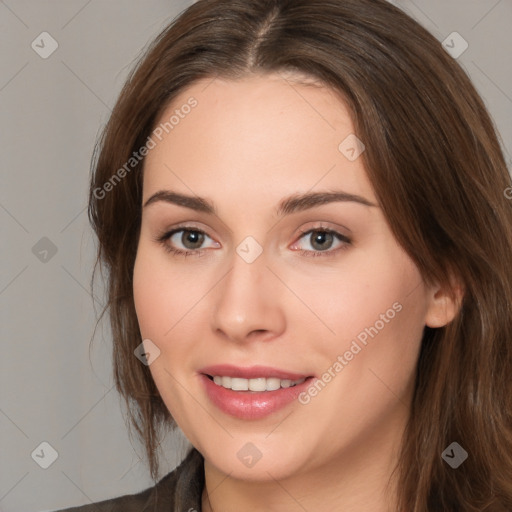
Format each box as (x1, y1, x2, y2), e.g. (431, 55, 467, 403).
(88, 0, 512, 509)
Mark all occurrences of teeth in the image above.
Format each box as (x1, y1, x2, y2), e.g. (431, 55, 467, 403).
(265, 377, 281, 391)
(231, 377, 249, 391)
(248, 377, 266, 392)
(211, 375, 306, 391)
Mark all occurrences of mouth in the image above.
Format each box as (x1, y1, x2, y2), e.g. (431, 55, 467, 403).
(198, 364, 315, 420)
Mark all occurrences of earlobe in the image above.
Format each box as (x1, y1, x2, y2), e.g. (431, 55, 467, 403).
(425, 280, 464, 328)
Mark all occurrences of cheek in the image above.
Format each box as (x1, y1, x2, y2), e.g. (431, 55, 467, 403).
(133, 250, 163, 339)
(307, 254, 427, 413)
(133, 248, 200, 423)
(133, 245, 204, 340)
(290, 257, 427, 453)
(288, 248, 426, 357)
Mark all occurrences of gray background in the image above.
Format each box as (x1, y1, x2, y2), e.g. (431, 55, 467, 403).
(1, 1, 510, 511)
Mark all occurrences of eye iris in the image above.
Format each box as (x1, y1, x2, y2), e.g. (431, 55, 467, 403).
(176, 230, 337, 252)
(311, 231, 333, 251)
(182, 230, 204, 249)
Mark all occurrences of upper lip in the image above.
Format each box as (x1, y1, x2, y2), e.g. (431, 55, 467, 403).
(199, 364, 313, 380)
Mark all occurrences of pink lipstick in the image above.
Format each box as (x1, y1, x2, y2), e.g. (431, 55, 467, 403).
(199, 364, 314, 420)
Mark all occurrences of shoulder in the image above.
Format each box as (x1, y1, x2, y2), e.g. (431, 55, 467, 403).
(53, 448, 204, 512)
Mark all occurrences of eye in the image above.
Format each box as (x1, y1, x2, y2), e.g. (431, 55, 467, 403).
(155, 225, 351, 258)
(155, 227, 220, 256)
(291, 228, 351, 257)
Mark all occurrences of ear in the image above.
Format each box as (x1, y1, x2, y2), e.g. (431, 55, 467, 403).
(424, 277, 464, 328)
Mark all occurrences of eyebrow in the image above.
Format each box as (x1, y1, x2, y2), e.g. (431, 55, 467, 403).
(143, 189, 377, 216)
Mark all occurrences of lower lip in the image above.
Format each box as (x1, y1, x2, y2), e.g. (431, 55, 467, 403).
(200, 374, 314, 420)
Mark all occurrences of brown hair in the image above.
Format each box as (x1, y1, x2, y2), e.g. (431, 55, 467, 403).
(88, 0, 512, 509)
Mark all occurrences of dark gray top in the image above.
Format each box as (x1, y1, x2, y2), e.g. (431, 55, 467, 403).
(54, 448, 204, 511)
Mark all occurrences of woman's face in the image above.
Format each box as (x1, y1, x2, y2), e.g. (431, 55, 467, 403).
(133, 73, 443, 482)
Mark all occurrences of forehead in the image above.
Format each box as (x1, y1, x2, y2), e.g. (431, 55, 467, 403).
(142, 73, 376, 208)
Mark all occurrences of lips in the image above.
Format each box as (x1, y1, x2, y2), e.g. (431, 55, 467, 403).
(198, 364, 315, 420)
(199, 364, 311, 381)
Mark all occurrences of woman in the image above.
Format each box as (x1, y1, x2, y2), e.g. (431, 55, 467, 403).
(57, 0, 512, 510)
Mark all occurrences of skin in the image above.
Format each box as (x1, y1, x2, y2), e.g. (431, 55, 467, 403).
(133, 72, 458, 512)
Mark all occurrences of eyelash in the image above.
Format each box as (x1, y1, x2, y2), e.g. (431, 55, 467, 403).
(154, 225, 352, 258)
(295, 227, 351, 258)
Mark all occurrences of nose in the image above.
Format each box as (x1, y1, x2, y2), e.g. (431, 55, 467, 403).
(211, 247, 286, 344)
